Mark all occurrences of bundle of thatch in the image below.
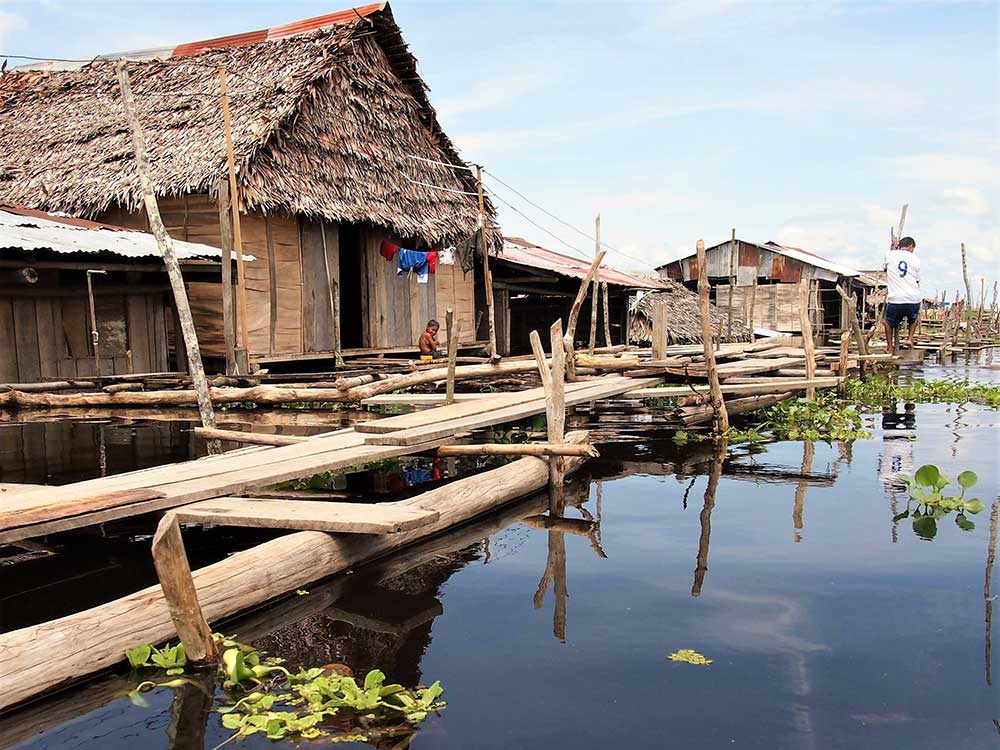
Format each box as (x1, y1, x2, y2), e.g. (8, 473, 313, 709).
(0, 5, 497, 247)
(629, 283, 752, 345)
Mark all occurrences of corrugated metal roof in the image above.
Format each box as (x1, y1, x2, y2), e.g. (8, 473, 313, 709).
(13, 3, 387, 71)
(761, 242, 859, 277)
(0, 204, 233, 261)
(501, 237, 666, 290)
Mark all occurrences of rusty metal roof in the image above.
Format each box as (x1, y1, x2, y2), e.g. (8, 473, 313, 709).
(501, 237, 666, 289)
(0, 204, 235, 261)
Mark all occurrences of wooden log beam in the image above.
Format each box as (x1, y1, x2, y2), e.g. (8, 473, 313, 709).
(192, 427, 307, 447)
(435, 442, 597, 458)
(0, 431, 594, 711)
(679, 391, 794, 426)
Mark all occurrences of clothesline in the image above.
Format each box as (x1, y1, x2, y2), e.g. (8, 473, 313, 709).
(405, 154, 475, 172)
(399, 171, 479, 197)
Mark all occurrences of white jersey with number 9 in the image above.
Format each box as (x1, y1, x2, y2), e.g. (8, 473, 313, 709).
(884, 249, 921, 304)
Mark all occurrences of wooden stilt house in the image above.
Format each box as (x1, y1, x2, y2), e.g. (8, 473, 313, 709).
(0, 3, 493, 368)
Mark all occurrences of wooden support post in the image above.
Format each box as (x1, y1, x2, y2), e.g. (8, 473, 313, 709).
(837, 328, 851, 394)
(894, 204, 908, 249)
(564, 250, 606, 381)
(85, 270, 103, 377)
(445, 307, 458, 405)
(799, 282, 816, 400)
(748, 273, 757, 343)
(320, 223, 344, 368)
(548, 321, 567, 506)
(476, 166, 499, 361)
(696, 239, 729, 434)
(652, 302, 667, 360)
(962, 242, 973, 309)
(601, 282, 611, 347)
(589, 215, 600, 355)
(727, 228, 736, 341)
(117, 61, 221, 455)
(220, 67, 250, 372)
(836, 285, 868, 357)
(216, 178, 237, 376)
(151, 513, 217, 664)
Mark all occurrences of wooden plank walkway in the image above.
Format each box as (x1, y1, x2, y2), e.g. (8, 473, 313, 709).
(0, 374, 659, 543)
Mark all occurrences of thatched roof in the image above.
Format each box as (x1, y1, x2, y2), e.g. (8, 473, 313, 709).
(629, 283, 752, 345)
(0, 4, 495, 246)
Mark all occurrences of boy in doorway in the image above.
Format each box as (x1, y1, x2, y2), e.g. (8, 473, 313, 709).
(418, 320, 441, 361)
(882, 236, 921, 354)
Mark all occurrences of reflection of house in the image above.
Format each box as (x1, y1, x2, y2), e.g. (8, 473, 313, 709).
(0, 3, 493, 366)
(656, 239, 862, 334)
(0, 205, 229, 380)
(490, 238, 665, 354)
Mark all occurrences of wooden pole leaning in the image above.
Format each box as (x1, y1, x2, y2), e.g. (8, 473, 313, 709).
(85, 270, 103, 377)
(219, 67, 250, 374)
(151, 512, 217, 664)
(589, 215, 601, 355)
(564, 251, 606, 381)
(799, 282, 817, 400)
(602, 282, 612, 347)
(117, 61, 221, 456)
(445, 307, 458, 405)
(696, 239, 729, 435)
(835, 285, 869, 357)
(530, 321, 567, 510)
(476, 166, 499, 361)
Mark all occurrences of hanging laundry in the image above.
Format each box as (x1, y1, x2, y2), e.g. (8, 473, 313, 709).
(455, 233, 478, 275)
(380, 239, 400, 261)
(438, 246, 456, 266)
(397, 248, 429, 283)
(427, 250, 438, 274)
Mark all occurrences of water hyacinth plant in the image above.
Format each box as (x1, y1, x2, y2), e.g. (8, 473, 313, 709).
(896, 464, 984, 539)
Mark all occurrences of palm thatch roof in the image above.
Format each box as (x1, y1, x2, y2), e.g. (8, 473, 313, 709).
(0, 4, 495, 246)
(629, 283, 751, 345)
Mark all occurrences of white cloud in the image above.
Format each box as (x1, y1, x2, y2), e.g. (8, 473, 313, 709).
(645, 0, 842, 40)
(0, 9, 26, 47)
(436, 72, 550, 121)
(940, 186, 992, 216)
(880, 152, 999, 187)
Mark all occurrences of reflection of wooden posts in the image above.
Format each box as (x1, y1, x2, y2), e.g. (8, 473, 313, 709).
(799, 282, 816, 400)
(118, 61, 220, 454)
(564, 251, 606, 381)
(151, 513, 217, 664)
(696, 240, 729, 434)
(652, 302, 667, 360)
(602, 282, 611, 347)
(792, 441, 814, 543)
(984, 501, 999, 690)
(589, 215, 600, 355)
(692, 442, 724, 597)
(166, 673, 215, 750)
(216, 179, 237, 375)
(444, 308, 458, 405)
(533, 486, 568, 642)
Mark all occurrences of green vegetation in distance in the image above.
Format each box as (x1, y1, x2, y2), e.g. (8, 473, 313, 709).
(123, 634, 446, 745)
(896, 464, 984, 540)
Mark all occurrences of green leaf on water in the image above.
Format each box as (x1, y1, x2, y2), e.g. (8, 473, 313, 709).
(964, 498, 986, 514)
(956, 514, 976, 531)
(914, 464, 940, 488)
(958, 471, 978, 490)
(125, 644, 152, 668)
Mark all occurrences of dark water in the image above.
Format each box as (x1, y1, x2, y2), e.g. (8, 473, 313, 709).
(3, 357, 999, 750)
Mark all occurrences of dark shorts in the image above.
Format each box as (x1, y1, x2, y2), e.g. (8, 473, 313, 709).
(886, 302, 920, 328)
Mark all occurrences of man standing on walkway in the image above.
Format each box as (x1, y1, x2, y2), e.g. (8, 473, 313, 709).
(882, 236, 921, 354)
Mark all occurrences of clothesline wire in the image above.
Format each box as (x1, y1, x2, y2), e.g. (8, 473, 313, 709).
(484, 190, 593, 262)
(398, 171, 479, 197)
(405, 154, 474, 173)
(481, 167, 659, 271)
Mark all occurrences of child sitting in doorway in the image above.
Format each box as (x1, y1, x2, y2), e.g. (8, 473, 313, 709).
(418, 320, 441, 362)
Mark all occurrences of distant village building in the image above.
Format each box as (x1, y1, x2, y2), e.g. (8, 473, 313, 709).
(0, 3, 494, 367)
(494, 238, 666, 353)
(656, 238, 862, 334)
(0, 204, 228, 381)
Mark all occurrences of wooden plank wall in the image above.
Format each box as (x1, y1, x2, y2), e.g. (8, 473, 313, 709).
(719, 283, 805, 333)
(300, 220, 339, 353)
(0, 292, 168, 381)
(435, 261, 476, 345)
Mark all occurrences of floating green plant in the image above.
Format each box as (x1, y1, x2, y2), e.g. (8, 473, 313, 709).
(668, 649, 712, 666)
(846, 376, 1000, 409)
(123, 634, 446, 745)
(897, 464, 983, 539)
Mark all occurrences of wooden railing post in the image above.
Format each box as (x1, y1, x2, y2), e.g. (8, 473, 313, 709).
(444, 308, 458, 405)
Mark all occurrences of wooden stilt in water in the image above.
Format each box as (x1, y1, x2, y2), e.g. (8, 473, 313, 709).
(696, 240, 729, 435)
(547, 320, 567, 509)
(476, 166, 499, 361)
(151, 513, 217, 664)
(216, 179, 237, 375)
(589, 215, 601, 355)
(117, 61, 221, 455)
(837, 329, 851, 394)
(445, 308, 458, 405)
(799, 282, 817, 400)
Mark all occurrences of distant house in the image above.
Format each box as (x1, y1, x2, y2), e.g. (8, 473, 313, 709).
(656, 239, 861, 334)
(0, 2, 494, 365)
(0, 204, 229, 382)
(491, 238, 666, 354)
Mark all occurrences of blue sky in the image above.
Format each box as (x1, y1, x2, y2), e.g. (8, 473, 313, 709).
(1, 0, 996, 294)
